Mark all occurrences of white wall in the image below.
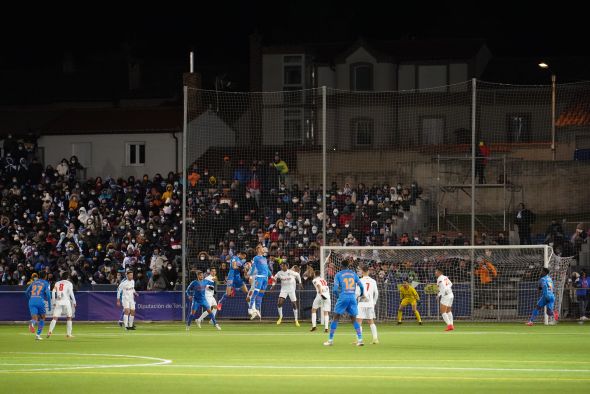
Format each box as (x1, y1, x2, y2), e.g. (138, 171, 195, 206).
(262, 54, 285, 92)
(375, 63, 396, 91)
(398, 64, 416, 91)
(39, 132, 182, 179)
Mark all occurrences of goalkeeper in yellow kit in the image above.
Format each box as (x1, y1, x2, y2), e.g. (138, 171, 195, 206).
(397, 280, 422, 325)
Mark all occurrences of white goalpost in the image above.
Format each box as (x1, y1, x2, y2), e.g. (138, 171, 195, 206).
(320, 245, 572, 323)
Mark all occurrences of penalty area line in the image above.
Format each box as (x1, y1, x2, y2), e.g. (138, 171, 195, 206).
(4, 370, 590, 382)
(160, 364, 590, 373)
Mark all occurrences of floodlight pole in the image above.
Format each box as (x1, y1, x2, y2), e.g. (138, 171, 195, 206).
(551, 73, 556, 161)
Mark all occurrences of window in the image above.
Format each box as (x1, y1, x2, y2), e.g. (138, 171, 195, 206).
(352, 118, 374, 146)
(283, 55, 304, 103)
(351, 63, 373, 91)
(126, 142, 145, 166)
(284, 109, 303, 144)
(284, 66, 302, 85)
(506, 114, 531, 142)
(283, 55, 303, 86)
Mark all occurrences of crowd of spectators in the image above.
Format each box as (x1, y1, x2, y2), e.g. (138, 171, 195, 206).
(0, 134, 183, 290)
(1, 140, 585, 292)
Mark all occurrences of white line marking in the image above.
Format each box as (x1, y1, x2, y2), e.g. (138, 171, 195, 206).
(0, 364, 104, 367)
(16, 331, 589, 337)
(0, 352, 171, 373)
(162, 364, 590, 373)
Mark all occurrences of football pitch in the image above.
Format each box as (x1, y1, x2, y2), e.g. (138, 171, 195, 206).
(0, 322, 589, 393)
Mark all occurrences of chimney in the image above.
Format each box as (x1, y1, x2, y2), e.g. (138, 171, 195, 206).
(183, 71, 203, 122)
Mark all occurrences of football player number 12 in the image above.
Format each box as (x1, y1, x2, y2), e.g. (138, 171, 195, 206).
(344, 277, 355, 290)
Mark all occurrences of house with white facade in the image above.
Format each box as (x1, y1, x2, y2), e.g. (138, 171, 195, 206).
(248, 35, 577, 152)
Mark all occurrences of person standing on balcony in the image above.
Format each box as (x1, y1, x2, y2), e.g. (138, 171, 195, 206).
(273, 153, 289, 187)
(475, 141, 490, 184)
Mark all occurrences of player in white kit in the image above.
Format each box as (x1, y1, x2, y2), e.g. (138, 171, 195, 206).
(356, 265, 379, 344)
(197, 267, 218, 324)
(270, 262, 302, 326)
(435, 268, 455, 331)
(47, 271, 76, 338)
(117, 270, 139, 330)
(310, 270, 331, 333)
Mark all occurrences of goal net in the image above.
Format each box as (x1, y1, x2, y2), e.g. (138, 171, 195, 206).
(321, 245, 572, 323)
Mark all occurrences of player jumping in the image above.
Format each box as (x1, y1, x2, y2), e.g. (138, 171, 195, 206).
(527, 267, 559, 326)
(248, 245, 270, 320)
(217, 252, 249, 311)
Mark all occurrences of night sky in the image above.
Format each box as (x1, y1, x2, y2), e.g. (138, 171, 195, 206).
(1, 3, 587, 100)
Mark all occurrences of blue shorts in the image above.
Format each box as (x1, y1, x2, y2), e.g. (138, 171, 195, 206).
(537, 295, 555, 310)
(254, 277, 268, 292)
(334, 296, 358, 317)
(191, 299, 210, 312)
(227, 274, 244, 289)
(29, 299, 46, 316)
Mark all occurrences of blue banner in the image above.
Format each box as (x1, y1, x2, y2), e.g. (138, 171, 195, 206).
(0, 291, 183, 321)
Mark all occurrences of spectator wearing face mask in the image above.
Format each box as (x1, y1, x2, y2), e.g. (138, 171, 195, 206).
(57, 159, 69, 177)
(147, 268, 167, 291)
(163, 262, 178, 290)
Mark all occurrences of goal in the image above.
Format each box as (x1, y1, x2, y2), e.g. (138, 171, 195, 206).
(320, 245, 572, 323)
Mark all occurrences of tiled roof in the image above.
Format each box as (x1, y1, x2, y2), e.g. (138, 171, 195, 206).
(0, 106, 182, 136)
(262, 38, 487, 64)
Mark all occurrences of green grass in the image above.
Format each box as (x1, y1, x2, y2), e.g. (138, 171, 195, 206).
(1, 321, 589, 393)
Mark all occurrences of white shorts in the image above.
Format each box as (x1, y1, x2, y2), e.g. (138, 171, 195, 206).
(53, 303, 73, 318)
(440, 294, 454, 307)
(312, 294, 331, 312)
(206, 295, 217, 307)
(279, 289, 297, 301)
(357, 306, 376, 320)
(122, 298, 136, 310)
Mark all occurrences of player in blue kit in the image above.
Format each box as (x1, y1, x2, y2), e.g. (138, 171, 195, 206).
(217, 252, 249, 311)
(25, 271, 52, 340)
(186, 271, 221, 330)
(324, 257, 365, 346)
(527, 267, 559, 325)
(248, 245, 270, 319)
